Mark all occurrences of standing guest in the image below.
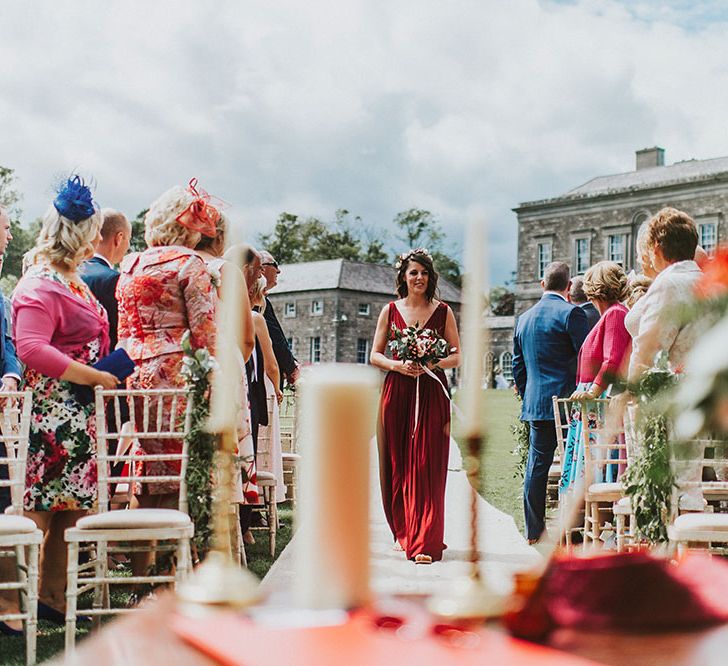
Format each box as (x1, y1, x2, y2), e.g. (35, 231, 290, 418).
(259, 251, 299, 387)
(79, 208, 132, 350)
(627, 208, 701, 382)
(116, 180, 217, 578)
(560, 262, 631, 491)
(0, 207, 22, 515)
(370, 249, 461, 564)
(512, 262, 589, 544)
(569, 276, 600, 331)
(10, 177, 118, 622)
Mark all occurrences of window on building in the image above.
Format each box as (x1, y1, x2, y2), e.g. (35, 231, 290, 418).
(311, 300, 324, 315)
(356, 338, 370, 364)
(607, 233, 627, 267)
(358, 303, 370, 316)
(574, 237, 590, 274)
(286, 337, 294, 352)
(537, 241, 552, 279)
(309, 336, 321, 363)
(499, 351, 513, 383)
(483, 351, 495, 385)
(284, 302, 296, 318)
(699, 222, 717, 254)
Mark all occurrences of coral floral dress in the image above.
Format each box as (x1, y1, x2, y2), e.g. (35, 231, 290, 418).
(116, 246, 216, 494)
(13, 264, 110, 512)
(377, 301, 451, 561)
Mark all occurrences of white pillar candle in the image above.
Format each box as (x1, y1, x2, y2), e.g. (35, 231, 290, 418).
(295, 364, 378, 610)
(460, 214, 488, 439)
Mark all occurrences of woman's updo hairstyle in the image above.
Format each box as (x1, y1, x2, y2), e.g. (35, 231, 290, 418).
(195, 212, 227, 256)
(26, 176, 102, 269)
(144, 186, 201, 249)
(583, 260, 629, 304)
(395, 248, 439, 302)
(250, 276, 267, 313)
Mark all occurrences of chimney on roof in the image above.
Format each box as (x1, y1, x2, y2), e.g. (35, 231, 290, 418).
(636, 146, 665, 170)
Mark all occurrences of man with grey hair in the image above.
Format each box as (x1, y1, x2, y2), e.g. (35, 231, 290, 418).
(259, 250, 299, 387)
(569, 276, 600, 331)
(79, 208, 132, 349)
(512, 261, 589, 543)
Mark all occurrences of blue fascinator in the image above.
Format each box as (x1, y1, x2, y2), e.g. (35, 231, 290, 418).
(53, 176, 97, 222)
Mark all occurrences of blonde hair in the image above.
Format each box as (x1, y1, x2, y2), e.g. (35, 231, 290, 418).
(195, 213, 227, 256)
(635, 222, 653, 273)
(626, 274, 653, 308)
(583, 261, 629, 303)
(26, 204, 101, 269)
(250, 276, 267, 313)
(144, 186, 201, 248)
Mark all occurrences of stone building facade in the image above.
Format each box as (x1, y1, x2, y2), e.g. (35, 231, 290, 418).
(266, 259, 462, 367)
(485, 147, 728, 382)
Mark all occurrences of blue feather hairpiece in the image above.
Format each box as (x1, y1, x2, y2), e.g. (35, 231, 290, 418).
(53, 176, 96, 222)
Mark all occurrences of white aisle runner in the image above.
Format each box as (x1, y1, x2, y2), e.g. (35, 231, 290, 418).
(260, 438, 540, 600)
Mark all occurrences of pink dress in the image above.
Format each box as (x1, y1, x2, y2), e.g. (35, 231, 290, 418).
(116, 246, 216, 494)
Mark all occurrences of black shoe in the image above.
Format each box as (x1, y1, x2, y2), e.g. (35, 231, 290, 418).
(0, 620, 22, 637)
(38, 601, 90, 625)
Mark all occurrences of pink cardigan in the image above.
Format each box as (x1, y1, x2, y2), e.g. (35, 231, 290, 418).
(577, 303, 630, 387)
(13, 274, 110, 379)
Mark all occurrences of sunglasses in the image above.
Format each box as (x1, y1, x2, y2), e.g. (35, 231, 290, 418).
(262, 261, 279, 270)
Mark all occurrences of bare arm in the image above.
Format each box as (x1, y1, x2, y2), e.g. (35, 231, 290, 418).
(253, 311, 281, 399)
(431, 306, 461, 370)
(369, 304, 428, 378)
(219, 262, 255, 362)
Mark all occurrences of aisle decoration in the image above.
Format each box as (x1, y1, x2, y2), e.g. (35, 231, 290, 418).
(180, 330, 218, 552)
(511, 395, 530, 479)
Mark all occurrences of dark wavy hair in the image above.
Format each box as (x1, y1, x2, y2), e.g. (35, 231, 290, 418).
(395, 249, 439, 302)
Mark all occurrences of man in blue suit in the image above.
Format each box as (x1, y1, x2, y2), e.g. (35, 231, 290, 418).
(569, 276, 600, 331)
(0, 207, 23, 514)
(79, 209, 131, 350)
(513, 262, 589, 543)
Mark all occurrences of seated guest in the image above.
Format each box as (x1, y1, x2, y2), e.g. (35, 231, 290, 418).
(570, 276, 600, 331)
(79, 208, 132, 349)
(561, 261, 631, 491)
(10, 177, 118, 622)
(627, 208, 701, 381)
(116, 181, 217, 576)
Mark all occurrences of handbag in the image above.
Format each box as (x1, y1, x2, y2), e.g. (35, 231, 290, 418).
(70, 348, 136, 406)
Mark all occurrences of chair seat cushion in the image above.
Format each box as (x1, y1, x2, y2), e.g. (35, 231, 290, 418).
(0, 515, 38, 535)
(75, 509, 191, 530)
(587, 482, 623, 499)
(673, 513, 728, 532)
(256, 471, 277, 484)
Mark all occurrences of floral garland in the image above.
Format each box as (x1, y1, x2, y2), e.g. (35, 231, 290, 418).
(180, 330, 219, 552)
(511, 395, 530, 479)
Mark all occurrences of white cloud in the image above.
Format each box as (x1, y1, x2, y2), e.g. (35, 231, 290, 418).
(1, 0, 728, 284)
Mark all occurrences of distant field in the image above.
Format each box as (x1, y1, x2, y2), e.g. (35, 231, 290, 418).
(455, 388, 524, 534)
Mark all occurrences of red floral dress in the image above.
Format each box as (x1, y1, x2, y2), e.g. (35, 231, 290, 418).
(22, 266, 107, 511)
(116, 246, 216, 494)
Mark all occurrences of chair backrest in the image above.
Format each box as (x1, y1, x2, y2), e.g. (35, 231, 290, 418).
(552, 396, 575, 464)
(671, 438, 728, 513)
(0, 390, 32, 515)
(580, 397, 627, 486)
(94, 387, 193, 514)
(279, 392, 298, 455)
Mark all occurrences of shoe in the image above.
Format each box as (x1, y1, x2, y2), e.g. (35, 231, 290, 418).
(38, 601, 90, 625)
(414, 554, 432, 565)
(0, 620, 23, 637)
(243, 530, 256, 545)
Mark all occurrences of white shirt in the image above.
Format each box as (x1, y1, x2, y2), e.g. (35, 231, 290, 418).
(93, 253, 114, 269)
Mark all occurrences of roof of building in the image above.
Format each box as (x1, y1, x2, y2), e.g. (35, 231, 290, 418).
(269, 258, 462, 303)
(516, 155, 728, 210)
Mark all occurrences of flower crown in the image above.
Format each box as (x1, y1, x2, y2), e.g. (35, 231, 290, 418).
(53, 176, 97, 222)
(395, 247, 432, 270)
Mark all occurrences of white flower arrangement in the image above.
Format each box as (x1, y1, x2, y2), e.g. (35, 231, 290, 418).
(395, 247, 432, 270)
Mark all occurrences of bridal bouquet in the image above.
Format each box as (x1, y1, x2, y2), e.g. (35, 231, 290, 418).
(388, 323, 453, 366)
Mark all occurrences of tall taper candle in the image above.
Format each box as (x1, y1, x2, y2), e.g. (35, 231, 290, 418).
(295, 364, 378, 610)
(460, 214, 487, 438)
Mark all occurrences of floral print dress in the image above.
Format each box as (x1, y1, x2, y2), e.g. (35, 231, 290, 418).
(23, 266, 107, 512)
(117, 246, 216, 495)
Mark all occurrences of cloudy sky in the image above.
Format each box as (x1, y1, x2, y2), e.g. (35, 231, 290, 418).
(2, 0, 728, 284)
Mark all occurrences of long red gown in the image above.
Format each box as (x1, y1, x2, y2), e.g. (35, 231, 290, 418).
(377, 301, 450, 561)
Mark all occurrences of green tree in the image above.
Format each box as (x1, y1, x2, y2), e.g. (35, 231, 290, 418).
(489, 286, 515, 316)
(0, 166, 36, 280)
(129, 209, 148, 253)
(392, 208, 461, 286)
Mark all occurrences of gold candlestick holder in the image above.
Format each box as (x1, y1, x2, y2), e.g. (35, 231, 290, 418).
(177, 429, 260, 614)
(428, 433, 504, 620)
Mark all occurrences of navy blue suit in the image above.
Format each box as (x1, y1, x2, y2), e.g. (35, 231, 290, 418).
(79, 255, 121, 349)
(512, 293, 589, 539)
(0, 294, 22, 512)
(580, 301, 601, 331)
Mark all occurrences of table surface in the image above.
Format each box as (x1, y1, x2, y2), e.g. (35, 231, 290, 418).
(51, 594, 728, 666)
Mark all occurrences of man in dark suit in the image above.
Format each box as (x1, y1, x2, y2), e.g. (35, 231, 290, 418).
(0, 207, 23, 514)
(513, 262, 589, 543)
(260, 250, 299, 387)
(79, 209, 131, 349)
(569, 276, 600, 331)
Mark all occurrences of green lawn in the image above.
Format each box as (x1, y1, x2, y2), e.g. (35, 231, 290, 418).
(455, 389, 525, 534)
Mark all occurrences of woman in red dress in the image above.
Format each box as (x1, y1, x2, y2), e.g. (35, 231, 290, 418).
(370, 249, 461, 564)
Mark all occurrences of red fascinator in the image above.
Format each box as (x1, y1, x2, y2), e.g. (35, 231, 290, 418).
(175, 178, 224, 238)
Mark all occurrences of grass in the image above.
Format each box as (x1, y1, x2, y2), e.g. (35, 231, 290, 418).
(455, 389, 525, 534)
(0, 505, 296, 664)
